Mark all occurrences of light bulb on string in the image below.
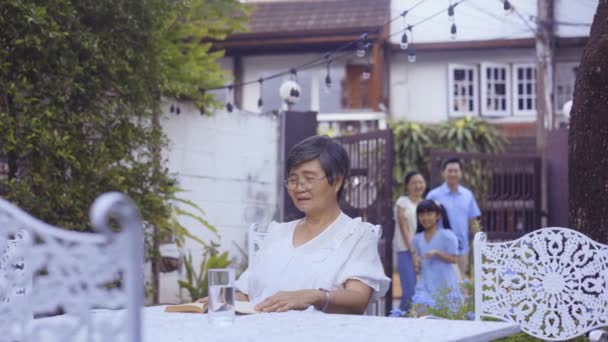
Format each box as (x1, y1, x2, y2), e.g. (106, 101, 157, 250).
(450, 23, 457, 40)
(324, 54, 332, 92)
(503, 0, 512, 13)
(356, 41, 366, 58)
(399, 12, 409, 50)
(176, 106, 181, 115)
(448, 3, 455, 23)
(361, 64, 371, 81)
(200, 106, 205, 115)
(290, 68, 298, 81)
(405, 27, 415, 63)
(407, 45, 416, 63)
(170, 104, 175, 113)
(226, 85, 234, 113)
(400, 32, 409, 50)
(257, 78, 264, 109)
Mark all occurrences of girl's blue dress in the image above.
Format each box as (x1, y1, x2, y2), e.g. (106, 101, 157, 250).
(412, 228, 462, 309)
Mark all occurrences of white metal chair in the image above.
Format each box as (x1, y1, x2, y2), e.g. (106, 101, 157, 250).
(248, 222, 385, 316)
(474, 227, 608, 341)
(0, 192, 144, 342)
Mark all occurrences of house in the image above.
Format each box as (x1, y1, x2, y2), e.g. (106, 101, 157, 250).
(213, 0, 595, 148)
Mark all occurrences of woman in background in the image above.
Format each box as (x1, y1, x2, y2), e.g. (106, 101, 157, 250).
(393, 171, 426, 311)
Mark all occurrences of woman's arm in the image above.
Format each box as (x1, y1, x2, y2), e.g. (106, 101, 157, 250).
(254, 279, 372, 314)
(425, 249, 458, 264)
(396, 206, 415, 253)
(325, 279, 373, 314)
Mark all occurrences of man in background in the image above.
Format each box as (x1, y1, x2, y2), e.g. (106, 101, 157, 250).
(426, 158, 480, 278)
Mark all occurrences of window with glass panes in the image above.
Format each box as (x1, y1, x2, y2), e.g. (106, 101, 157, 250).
(448, 64, 478, 116)
(512, 64, 536, 115)
(481, 63, 510, 116)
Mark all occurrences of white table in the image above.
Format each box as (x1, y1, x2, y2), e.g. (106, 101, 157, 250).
(37, 306, 521, 342)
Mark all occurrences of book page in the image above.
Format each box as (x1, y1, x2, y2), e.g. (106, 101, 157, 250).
(164, 301, 258, 314)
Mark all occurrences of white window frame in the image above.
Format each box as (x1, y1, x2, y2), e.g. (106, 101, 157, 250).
(447, 64, 478, 117)
(480, 62, 511, 117)
(511, 63, 537, 116)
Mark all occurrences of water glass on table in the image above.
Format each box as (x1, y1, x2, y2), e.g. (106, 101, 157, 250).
(208, 268, 235, 326)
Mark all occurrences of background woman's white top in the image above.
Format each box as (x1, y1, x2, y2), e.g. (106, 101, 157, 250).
(393, 196, 418, 253)
(235, 213, 390, 307)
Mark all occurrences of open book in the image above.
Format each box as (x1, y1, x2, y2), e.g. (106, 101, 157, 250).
(164, 301, 258, 315)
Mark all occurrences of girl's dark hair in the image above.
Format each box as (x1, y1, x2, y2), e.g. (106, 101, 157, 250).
(403, 171, 422, 190)
(415, 199, 452, 233)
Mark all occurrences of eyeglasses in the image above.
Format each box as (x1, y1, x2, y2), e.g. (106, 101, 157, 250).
(284, 176, 327, 190)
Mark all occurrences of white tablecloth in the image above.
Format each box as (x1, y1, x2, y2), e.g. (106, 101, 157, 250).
(38, 306, 521, 342)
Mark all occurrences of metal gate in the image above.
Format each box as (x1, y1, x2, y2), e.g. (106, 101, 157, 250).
(336, 129, 394, 315)
(429, 151, 542, 240)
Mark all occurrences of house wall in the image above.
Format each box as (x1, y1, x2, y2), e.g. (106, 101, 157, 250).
(156, 101, 280, 303)
(389, 46, 584, 123)
(390, 47, 536, 122)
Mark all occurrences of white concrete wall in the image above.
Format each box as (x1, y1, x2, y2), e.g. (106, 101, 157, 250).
(157, 101, 280, 303)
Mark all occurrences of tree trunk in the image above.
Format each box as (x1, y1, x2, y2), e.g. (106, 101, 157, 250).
(568, 0, 608, 243)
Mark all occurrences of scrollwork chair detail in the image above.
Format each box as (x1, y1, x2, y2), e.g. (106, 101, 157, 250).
(0, 192, 144, 342)
(474, 228, 608, 341)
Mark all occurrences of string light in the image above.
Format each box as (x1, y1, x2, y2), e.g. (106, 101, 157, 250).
(503, 0, 512, 13)
(399, 11, 409, 50)
(170, 104, 175, 113)
(193, 0, 468, 112)
(408, 45, 416, 63)
(324, 53, 332, 91)
(257, 78, 264, 109)
(226, 86, 234, 112)
(450, 23, 457, 39)
(200, 106, 205, 115)
(356, 33, 370, 58)
(362, 63, 371, 81)
(407, 28, 416, 63)
(448, 1, 455, 23)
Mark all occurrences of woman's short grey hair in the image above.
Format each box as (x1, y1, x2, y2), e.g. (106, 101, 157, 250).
(286, 135, 350, 200)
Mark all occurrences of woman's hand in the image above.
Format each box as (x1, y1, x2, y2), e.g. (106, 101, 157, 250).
(255, 290, 324, 313)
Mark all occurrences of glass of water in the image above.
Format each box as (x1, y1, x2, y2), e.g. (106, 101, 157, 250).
(208, 268, 235, 326)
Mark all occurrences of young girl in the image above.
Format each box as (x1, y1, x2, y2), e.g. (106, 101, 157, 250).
(411, 200, 462, 312)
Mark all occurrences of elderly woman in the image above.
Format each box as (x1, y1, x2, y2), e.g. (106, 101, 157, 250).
(234, 135, 390, 314)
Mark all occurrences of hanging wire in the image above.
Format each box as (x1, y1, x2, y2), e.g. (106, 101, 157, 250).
(389, 0, 468, 39)
(200, 0, 468, 96)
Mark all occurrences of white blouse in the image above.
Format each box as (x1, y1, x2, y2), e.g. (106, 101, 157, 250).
(235, 213, 391, 307)
(393, 196, 418, 253)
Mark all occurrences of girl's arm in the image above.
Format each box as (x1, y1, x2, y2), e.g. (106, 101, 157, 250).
(425, 249, 458, 264)
(396, 205, 415, 253)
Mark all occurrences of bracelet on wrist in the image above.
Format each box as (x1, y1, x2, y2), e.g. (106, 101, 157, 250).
(318, 288, 330, 312)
